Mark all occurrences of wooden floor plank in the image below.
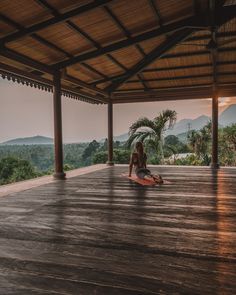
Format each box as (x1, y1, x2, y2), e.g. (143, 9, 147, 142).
(0, 166, 235, 294)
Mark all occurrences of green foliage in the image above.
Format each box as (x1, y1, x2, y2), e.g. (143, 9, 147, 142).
(0, 121, 235, 187)
(93, 149, 130, 164)
(187, 122, 211, 165)
(126, 110, 177, 163)
(164, 135, 189, 157)
(92, 151, 107, 164)
(82, 140, 100, 165)
(0, 156, 39, 185)
(219, 124, 236, 166)
(173, 154, 203, 166)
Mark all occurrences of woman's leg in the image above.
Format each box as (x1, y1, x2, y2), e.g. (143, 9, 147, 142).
(151, 174, 163, 184)
(143, 174, 153, 181)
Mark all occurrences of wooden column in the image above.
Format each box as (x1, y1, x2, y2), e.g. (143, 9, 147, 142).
(211, 87, 219, 169)
(53, 71, 66, 179)
(107, 100, 114, 165)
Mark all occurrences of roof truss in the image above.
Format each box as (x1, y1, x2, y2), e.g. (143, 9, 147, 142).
(0, 0, 113, 44)
(105, 28, 195, 92)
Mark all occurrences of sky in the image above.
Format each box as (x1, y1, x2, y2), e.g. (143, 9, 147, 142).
(0, 79, 235, 143)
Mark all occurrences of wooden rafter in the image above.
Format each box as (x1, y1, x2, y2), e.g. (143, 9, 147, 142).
(89, 60, 236, 85)
(126, 72, 236, 83)
(0, 47, 53, 74)
(53, 16, 200, 69)
(103, 5, 146, 57)
(61, 72, 108, 98)
(0, 62, 106, 104)
(34, 0, 126, 75)
(105, 28, 195, 93)
(0, 0, 113, 45)
(0, 14, 73, 58)
(103, 4, 146, 87)
(111, 84, 236, 103)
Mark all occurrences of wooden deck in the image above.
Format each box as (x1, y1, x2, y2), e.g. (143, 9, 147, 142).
(0, 166, 236, 294)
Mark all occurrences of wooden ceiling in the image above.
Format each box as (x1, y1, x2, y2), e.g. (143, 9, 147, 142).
(0, 0, 236, 104)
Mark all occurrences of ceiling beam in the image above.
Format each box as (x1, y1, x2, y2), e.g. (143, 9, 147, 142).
(90, 60, 236, 85)
(218, 5, 236, 25)
(0, 0, 112, 45)
(103, 5, 146, 58)
(34, 0, 125, 78)
(160, 46, 236, 59)
(105, 29, 195, 93)
(111, 84, 236, 103)
(126, 71, 235, 83)
(0, 14, 73, 59)
(61, 72, 108, 98)
(0, 62, 106, 104)
(0, 47, 53, 74)
(53, 16, 202, 69)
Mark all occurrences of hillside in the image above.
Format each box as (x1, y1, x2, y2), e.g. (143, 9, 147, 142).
(219, 104, 236, 126)
(1, 136, 53, 145)
(165, 115, 210, 136)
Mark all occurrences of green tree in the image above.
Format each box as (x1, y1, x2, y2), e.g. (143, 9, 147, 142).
(187, 122, 211, 165)
(93, 149, 130, 164)
(0, 157, 38, 185)
(82, 140, 100, 165)
(219, 124, 236, 166)
(127, 110, 177, 163)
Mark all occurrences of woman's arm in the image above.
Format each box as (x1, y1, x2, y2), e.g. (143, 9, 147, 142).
(144, 153, 147, 169)
(129, 154, 133, 177)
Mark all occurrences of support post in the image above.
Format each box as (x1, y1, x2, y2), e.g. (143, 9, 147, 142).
(107, 100, 114, 166)
(53, 70, 66, 179)
(211, 86, 219, 169)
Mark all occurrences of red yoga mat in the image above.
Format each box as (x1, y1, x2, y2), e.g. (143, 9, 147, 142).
(121, 173, 162, 186)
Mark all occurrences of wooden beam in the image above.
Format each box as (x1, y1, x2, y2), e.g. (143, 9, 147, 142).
(0, 14, 73, 60)
(53, 16, 201, 69)
(0, 0, 113, 44)
(211, 88, 219, 168)
(0, 62, 105, 104)
(0, 47, 53, 74)
(53, 71, 66, 179)
(34, 0, 125, 76)
(218, 5, 236, 26)
(209, 0, 219, 168)
(105, 29, 195, 93)
(61, 73, 108, 99)
(161, 46, 236, 59)
(126, 71, 236, 83)
(149, 0, 163, 26)
(80, 62, 108, 80)
(107, 100, 114, 165)
(90, 60, 236, 85)
(188, 30, 236, 42)
(103, 5, 145, 57)
(111, 84, 236, 103)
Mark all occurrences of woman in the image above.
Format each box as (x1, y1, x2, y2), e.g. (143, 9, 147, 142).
(129, 141, 163, 184)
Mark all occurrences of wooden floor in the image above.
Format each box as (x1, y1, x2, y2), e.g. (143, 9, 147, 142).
(0, 166, 236, 295)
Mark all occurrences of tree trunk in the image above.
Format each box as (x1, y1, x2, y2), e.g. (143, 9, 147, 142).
(159, 133, 164, 164)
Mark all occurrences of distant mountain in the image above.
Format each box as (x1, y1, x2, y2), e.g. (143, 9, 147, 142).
(219, 104, 236, 127)
(114, 133, 129, 142)
(165, 115, 210, 136)
(1, 136, 53, 145)
(104, 105, 236, 144)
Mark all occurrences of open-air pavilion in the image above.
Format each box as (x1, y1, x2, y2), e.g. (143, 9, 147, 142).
(0, 0, 236, 294)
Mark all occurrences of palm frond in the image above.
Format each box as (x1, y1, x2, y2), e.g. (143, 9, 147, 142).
(145, 138, 158, 151)
(154, 110, 177, 132)
(126, 130, 155, 148)
(129, 117, 155, 135)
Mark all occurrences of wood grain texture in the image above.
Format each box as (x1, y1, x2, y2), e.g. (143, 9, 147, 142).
(0, 166, 235, 294)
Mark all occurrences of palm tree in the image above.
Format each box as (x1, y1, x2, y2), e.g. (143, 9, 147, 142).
(126, 110, 177, 163)
(187, 122, 211, 164)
